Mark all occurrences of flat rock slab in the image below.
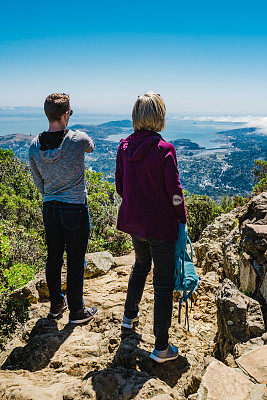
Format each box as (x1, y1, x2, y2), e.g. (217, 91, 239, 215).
(235, 345, 267, 384)
(246, 223, 267, 236)
(197, 360, 255, 400)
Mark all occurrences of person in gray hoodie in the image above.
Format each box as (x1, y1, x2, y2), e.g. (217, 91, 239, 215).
(29, 93, 98, 323)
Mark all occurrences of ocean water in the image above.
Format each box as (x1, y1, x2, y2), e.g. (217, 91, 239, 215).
(106, 118, 246, 149)
(0, 112, 245, 149)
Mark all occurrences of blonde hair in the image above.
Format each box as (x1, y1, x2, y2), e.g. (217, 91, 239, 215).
(132, 92, 166, 132)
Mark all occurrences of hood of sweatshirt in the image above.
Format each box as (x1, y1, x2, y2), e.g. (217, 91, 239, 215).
(36, 130, 73, 163)
(120, 130, 163, 162)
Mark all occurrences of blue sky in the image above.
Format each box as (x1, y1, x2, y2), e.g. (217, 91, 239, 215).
(1, 0, 267, 114)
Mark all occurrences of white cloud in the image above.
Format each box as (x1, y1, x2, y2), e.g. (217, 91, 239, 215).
(169, 115, 267, 134)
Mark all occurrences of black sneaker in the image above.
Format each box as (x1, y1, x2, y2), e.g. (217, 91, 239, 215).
(69, 306, 98, 324)
(48, 297, 68, 319)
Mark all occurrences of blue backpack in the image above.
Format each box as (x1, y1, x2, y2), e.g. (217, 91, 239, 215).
(174, 223, 200, 331)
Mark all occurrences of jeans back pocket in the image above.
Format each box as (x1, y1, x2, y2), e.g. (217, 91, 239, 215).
(60, 209, 82, 231)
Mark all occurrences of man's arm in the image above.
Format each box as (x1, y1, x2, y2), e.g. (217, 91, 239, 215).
(29, 155, 44, 195)
(84, 134, 95, 153)
(164, 145, 187, 224)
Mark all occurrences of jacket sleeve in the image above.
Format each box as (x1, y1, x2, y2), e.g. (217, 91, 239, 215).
(163, 145, 187, 224)
(29, 154, 44, 196)
(115, 144, 123, 198)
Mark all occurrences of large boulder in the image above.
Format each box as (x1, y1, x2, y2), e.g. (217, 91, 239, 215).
(194, 210, 239, 275)
(196, 360, 256, 400)
(235, 345, 267, 384)
(84, 251, 116, 278)
(214, 278, 265, 360)
(238, 193, 267, 304)
(221, 226, 240, 287)
(239, 192, 267, 227)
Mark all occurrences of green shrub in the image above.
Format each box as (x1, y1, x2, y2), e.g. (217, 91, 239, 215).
(185, 194, 222, 242)
(252, 160, 267, 194)
(85, 169, 132, 255)
(219, 194, 248, 213)
(0, 297, 30, 349)
(2, 263, 38, 293)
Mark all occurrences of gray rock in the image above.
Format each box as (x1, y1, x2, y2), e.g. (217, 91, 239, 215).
(214, 278, 265, 360)
(239, 252, 257, 297)
(84, 251, 116, 278)
(222, 226, 240, 287)
(239, 192, 267, 227)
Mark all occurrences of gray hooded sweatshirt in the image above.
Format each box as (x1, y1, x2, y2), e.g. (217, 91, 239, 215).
(29, 129, 95, 204)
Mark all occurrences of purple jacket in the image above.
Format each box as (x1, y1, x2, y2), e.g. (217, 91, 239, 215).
(115, 130, 187, 241)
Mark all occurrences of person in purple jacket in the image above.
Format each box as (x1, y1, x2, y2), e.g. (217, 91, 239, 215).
(115, 92, 187, 363)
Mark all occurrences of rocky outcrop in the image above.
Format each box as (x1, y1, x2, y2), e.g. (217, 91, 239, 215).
(0, 195, 266, 399)
(214, 278, 265, 360)
(239, 193, 267, 304)
(194, 210, 239, 275)
(195, 193, 267, 308)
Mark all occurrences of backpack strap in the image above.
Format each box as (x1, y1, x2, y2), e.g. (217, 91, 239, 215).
(178, 291, 190, 332)
(185, 296, 189, 331)
(187, 236, 193, 260)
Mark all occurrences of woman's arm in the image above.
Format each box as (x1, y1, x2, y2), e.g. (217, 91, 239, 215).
(164, 144, 187, 224)
(115, 145, 123, 198)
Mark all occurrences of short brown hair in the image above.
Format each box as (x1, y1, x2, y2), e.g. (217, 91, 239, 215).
(132, 92, 166, 132)
(44, 93, 70, 122)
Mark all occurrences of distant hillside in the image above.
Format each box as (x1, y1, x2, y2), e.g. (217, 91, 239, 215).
(98, 120, 132, 128)
(171, 138, 205, 150)
(0, 134, 32, 161)
(0, 123, 266, 198)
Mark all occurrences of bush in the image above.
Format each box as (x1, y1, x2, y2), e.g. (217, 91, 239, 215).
(219, 194, 248, 213)
(85, 169, 132, 255)
(252, 160, 267, 194)
(185, 194, 222, 242)
(0, 297, 30, 349)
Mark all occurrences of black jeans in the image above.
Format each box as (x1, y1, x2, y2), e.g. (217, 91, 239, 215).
(124, 235, 176, 351)
(42, 200, 90, 313)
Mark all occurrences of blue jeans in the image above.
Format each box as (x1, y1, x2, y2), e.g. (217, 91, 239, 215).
(124, 235, 175, 351)
(42, 200, 90, 312)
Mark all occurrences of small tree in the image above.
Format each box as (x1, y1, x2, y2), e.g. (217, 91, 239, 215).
(252, 160, 267, 194)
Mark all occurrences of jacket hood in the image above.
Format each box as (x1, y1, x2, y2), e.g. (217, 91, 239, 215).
(36, 130, 73, 163)
(120, 130, 162, 162)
